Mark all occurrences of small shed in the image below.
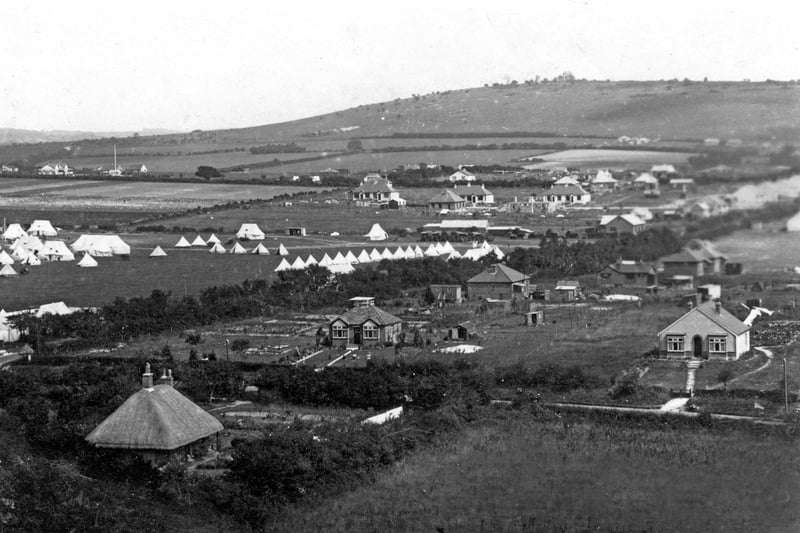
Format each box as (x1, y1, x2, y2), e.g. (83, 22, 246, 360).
(286, 227, 307, 236)
(429, 284, 463, 304)
(448, 321, 476, 341)
(554, 280, 581, 302)
(524, 310, 544, 326)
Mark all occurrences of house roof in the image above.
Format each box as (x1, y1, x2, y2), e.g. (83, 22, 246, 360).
(333, 305, 402, 326)
(429, 189, 466, 204)
(651, 164, 677, 173)
(592, 170, 617, 183)
(86, 380, 223, 450)
(354, 176, 395, 194)
(659, 249, 711, 264)
(600, 214, 645, 227)
(658, 302, 749, 337)
(453, 184, 492, 196)
(555, 280, 581, 289)
(553, 176, 580, 186)
(548, 185, 589, 196)
(467, 264, 528, 284)
(684, 239, 726, 261)
(451, 168, 475, 177)
(606, 260, 656, 275)
(634, 173, 659, 184)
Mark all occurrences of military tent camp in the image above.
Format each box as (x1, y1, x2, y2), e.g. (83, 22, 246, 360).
(318, 253, 334, 267)
(236, 224, 265, 240)
(11, 235, 43, 254)
(357, 249, 371, 263)
(274, 258, 291, 272)
(2, 224, 27, 242)
(327, 263, 355, 275)
(305, 254, 318, 266)
(369, 248, 382, 262)
(381, 248, 393, 260)
(787, 212, 800, 232)
(251, 243, 270, 255)
(21, 254, 41, 266)
(364, 223, 388, 241)
(333, 251, 348, 264)
(404, 246, 416, 260)
(0, 264, 17, 277)
(229, 242, 247, 254)
(206, 234, 221, 245)
(71, 235, 131, 256)
(0, 250, 13, 265)
(149, 246, 167, 258)
(41, 241, 75, 262)
(277, 243, 289, 256)
(10, 247, 29, 262)
(424, 244, 439, 257)
(174, 236, 191, 248)
(344, 250, 358, 263)
(392, 247, 406, 260)
(208, 242, 227, 254)
(290, 256, 306, 270)
(77, 253, 99, 267)
(28, 220, 58, 237)
(191, 235, 207, 247)
(36, 301, 73, 317)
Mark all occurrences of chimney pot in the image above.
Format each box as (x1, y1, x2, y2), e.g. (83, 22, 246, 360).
(715, 301, 721, 314)
(142, 362, 153, 389)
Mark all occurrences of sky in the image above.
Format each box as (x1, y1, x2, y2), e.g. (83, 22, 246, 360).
(1, 0, 798, 132)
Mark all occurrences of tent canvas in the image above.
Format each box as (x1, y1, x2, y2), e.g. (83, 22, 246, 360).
(191, 235, 207, 246)
(0, 250, 13, 265)
(274, 258, 291, 272)
(21, 254, 41, 266)
(333, 251, 347, 264)
(414, 245, 424, 258)
(0, 264, 17, 277)
(77, 253, 99, 267)
(71, 235, 131, 256)
(424, 244, 439, 256)
(229, 242, 247, 254)
(305, 254, 318, 266)
(11, 247, 29, 261)
(327, 263, 355, 274)
(11, 235, 43, 253)
(2, 224, 27, 241)
(277, 243, 289, 256)
(290, 256, 306, 269)
(344, 250, 358, 263)
(369, 248, 382, 261)
(208, 242, 227, 254)
(28, 220, 57, 237)
(236, 223, 265, 240)
(318, 253, 334, 267)
(392, 247, 406, 260)
(357, 250, 371, 263)
(206, 234, 221, 244)
(251, 243, 270, 255)
(364, 223, 388, 241)
(380, 248, 393, 260)
(36, 302, 73, 317)
(174, 236, 191, 248)
(149, 246, 167, 257)
(41, 241, 75, 261)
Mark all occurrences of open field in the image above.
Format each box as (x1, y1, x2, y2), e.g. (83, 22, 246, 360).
(715, 228, 800, 272)
(0, 182, 322, 212)
(64, 151, 331, 173)
(273, 415, 800, 532)
(522, 148, 694, 170)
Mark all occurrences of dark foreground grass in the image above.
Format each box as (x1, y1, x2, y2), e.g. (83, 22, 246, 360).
(272, 414, 800, 532)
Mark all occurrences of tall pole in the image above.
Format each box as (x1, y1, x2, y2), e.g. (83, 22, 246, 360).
(784, 358, 789, 415)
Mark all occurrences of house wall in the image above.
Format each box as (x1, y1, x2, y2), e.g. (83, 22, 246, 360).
(662, 261, 705, 277)
(468, 281, 513, 300)
(603, 219, 644, 235)
(659, 311, 749, 360)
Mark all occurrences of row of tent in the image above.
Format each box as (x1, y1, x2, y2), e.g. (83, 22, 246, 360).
(174, 235, 289, 256)
(1, 234, 132, 263)
(1, 220, 59, 241)
(273, 241, 504, 273)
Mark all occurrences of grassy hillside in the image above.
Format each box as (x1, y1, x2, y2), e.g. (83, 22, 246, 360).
(1, 80, 798, 171)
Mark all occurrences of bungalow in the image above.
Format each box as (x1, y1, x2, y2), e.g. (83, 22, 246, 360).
(328, 297, 403, 347)
(684, 239, 726, 274)
(685, 196, 729, 219)
(467, 264, 530, 300)
(38, 162, 73, 176)
(351, 175, 406, 206)
(591, 170, 618, 191)
(429, 189, 467, 211)
(659, 249, 710, 278)
(633, 173, 659, 190)
(543, 185, 591, 206)
(650, 164, 678, 179)
(658, 301, 750, 360)
(553, 280, 581, 301)
(598, 213, 646, 235)
(452, 183, 494, 205)
(429, 284, 463, 303)
(598, 260, 658, 289)
(669, 178, 695, 192)
(86, 364, 223, 465)
(449, 169, 476, 182)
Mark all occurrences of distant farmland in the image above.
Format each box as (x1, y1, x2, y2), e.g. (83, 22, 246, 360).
(523, 148, 694, 170)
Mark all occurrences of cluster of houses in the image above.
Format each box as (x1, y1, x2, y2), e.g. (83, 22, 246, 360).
(33, 161, 149, 176)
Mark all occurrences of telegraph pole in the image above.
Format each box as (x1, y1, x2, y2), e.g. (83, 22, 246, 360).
(783, 358, 789, 415)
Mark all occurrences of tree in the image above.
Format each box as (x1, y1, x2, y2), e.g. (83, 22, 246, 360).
(347, 140, 364, 152)
(195, 165, 221, 179)
(231, 338, 250, 354)
(717, 367, 733, 392)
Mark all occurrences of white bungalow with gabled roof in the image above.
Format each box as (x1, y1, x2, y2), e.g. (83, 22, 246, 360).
(658, 301, 750, 361)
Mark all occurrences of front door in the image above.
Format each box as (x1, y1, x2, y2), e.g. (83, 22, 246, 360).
(693, 335, 703, 359)
(353, 327, 362, 345)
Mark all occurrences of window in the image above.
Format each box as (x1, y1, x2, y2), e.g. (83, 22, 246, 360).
(332, 324, 347, 339)
(709, 336, 726, 353)
(363, 323, 378, 340)
(666, 335, 685, 352)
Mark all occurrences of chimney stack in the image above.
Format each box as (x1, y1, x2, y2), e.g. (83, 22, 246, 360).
(715, 301, 721, 314)
(157, 368, 174, 387)
(142, 362, 153, 389)
(167, 369, 174, 387)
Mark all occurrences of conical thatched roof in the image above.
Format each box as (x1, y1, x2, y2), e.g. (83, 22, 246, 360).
(86, 368, 223, 451)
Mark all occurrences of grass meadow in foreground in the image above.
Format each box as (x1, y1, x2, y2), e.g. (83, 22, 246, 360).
(273, 415, 800, 533)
